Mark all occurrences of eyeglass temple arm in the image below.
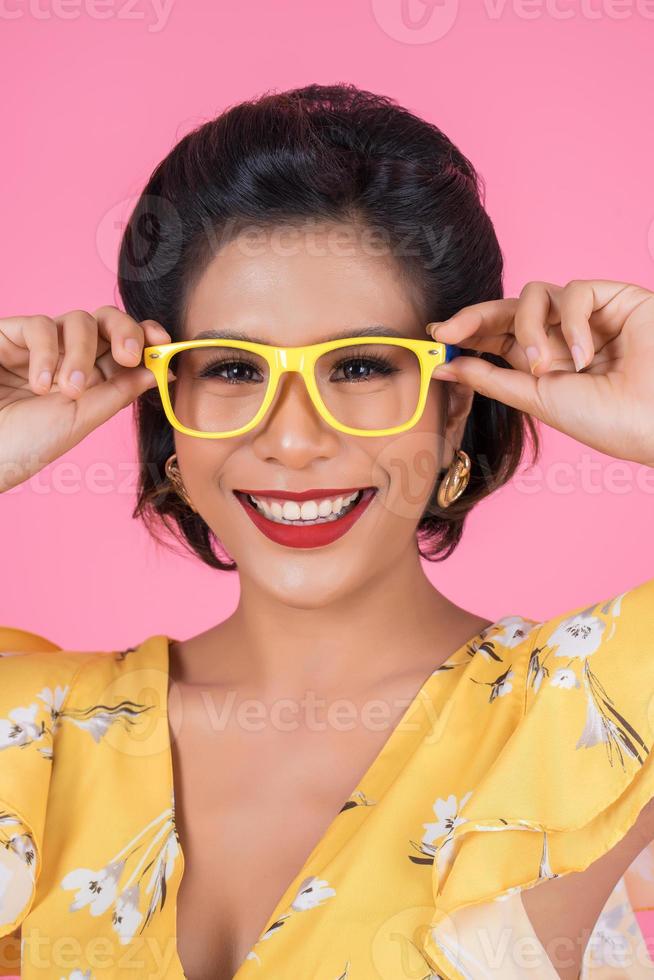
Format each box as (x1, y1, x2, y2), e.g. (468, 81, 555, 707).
(444, 344, 462, 363)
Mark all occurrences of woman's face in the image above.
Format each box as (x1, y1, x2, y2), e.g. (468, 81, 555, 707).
(175, 220, 474, 607)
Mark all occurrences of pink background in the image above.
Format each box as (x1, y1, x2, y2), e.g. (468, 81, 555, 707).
(1, 0, 654, 961)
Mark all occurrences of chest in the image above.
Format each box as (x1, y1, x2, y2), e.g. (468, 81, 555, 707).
(169, 682, 398, 980)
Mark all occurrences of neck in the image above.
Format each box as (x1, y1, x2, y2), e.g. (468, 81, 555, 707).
(176, 545, 485, 695)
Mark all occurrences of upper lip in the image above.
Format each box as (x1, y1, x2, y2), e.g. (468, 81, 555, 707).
(235, 487, 375, 502)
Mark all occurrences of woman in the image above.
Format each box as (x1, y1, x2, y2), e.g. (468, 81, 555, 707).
(0, 83, 653, 980)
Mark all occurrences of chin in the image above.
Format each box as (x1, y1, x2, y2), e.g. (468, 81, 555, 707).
(241, 555, 369, 609)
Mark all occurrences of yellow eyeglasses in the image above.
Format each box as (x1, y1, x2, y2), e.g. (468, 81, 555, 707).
(143, 336, 461, 439)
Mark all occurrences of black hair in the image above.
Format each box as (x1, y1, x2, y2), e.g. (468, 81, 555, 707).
(118, 82, 539, 570)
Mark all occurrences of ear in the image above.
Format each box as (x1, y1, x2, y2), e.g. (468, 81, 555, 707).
(439, 379, 475, 469)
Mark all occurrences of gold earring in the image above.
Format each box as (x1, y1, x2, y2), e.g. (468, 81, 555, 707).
(164, 453, 198, 514)
(436, 448, 471, 509)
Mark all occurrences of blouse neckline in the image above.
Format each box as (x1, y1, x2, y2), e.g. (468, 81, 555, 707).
(157, 616, 502, 978)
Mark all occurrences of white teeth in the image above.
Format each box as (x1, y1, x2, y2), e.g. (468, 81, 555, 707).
(282, 500, 301, 521)
(300, 500, 319, 520)
(246, 490, 366, 525)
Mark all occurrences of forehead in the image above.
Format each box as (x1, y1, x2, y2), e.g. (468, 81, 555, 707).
(181, 220, 425, 344)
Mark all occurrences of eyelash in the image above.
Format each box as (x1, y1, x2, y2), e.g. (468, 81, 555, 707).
(193, 353, 399, 384)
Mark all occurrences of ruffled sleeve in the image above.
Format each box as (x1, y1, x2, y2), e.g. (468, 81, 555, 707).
(0, 626, 91, 936)
(421, 576, 654, 980)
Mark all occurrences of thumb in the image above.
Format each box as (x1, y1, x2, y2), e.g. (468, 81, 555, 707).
(432, 355, 539, 415)
(70, 366, 162, 438)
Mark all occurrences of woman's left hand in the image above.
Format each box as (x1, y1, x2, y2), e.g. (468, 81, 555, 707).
(427, 279, 654, 467)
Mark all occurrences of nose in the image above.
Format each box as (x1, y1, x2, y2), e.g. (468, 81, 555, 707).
(250, 370, 340, 467)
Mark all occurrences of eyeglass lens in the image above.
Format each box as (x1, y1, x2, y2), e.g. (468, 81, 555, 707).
(166, 343, 423, 434)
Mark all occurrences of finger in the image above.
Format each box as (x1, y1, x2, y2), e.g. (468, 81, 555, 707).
(3, 315, 62, 394)
(93, 305, 147, 368)
(54, 311, 100, 398)
(557, 281, 596, 372)
(23, 316, 62, 394)
(513, 281, 560, 375)
(60, 364, 162, 439)
(93, 318, 172, 384)
(426, 300, 523, 364)
(431, 354, 543, 417)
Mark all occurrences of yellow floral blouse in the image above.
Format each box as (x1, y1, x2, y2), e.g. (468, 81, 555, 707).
(1, 576, 654, 979)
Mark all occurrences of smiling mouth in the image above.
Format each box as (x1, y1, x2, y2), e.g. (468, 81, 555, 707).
(233, 488, 377, 526)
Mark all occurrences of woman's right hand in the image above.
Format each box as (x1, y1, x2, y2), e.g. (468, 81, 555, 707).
(0, 306, 172, 492)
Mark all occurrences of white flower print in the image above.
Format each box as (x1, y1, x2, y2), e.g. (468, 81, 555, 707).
(8, 831, 37, 868)
(410, 791, 474, 879)
(493, 668, 514, 698)
(37, 684, 70, 733)
(61, 699, 153, 743)
(550, 668, 580, 689)
(112, 884, 143, 944)
(0, 701, 49, 756)
(422, 791, 473, 848)
(259, 913, 290, 940)
(142, 828, 179, 927)
(472, 666, 515, 702)
(488, 616, 537, 650)
(291, 875, 336, 911)
(61, 859, 126, 916)
(527, 590, 649, 770)
(243, 878, 336, 965)
(0, 811, 37, 877)
(60, 970, 93, 979)
(548, 611, 607, 660)
(59, 802, 180, 942)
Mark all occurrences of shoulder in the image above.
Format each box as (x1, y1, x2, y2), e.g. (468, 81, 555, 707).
(524, 573, 654, 711)
(0, 626, 165, 937)
(0, 627, 136, 726)
(424, 577, 654, 978)
(0, 628, 168, 748)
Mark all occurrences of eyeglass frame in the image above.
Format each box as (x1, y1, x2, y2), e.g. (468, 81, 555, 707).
(143, 336, 462, 439)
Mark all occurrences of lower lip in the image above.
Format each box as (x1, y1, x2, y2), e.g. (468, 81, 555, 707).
(233, 489, 377, 549)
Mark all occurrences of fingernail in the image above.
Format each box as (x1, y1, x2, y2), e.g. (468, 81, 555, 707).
(525, 346, 541, 373)
(69, 370, 85, 391)
(433, 365, 457, 381)
(124, 338, 141, 358)
(37, 370, 52, 390)
(571, 344, 585, 372)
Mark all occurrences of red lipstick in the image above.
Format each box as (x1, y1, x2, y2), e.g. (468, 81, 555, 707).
(233, 488, 377, 549)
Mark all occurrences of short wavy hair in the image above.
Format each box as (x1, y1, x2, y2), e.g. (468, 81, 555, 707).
(117, 82, 539, 571)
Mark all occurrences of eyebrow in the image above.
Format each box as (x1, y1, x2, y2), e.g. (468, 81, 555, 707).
(191, 325, 406, 343)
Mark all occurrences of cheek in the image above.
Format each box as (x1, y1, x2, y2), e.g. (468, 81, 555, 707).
(176, 442, 232, 502)
(369, 429, 442, 524)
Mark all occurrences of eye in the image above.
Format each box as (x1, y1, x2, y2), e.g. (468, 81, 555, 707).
(330, 355, 399, 383)
(196, 357, 265, 384)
